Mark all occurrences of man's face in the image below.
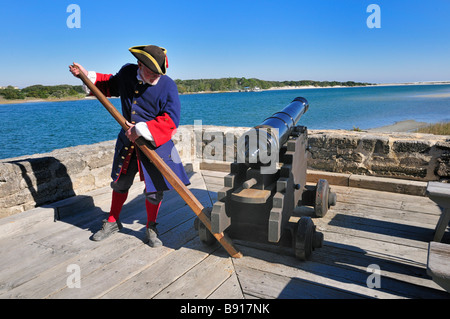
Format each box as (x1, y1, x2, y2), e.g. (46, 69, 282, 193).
(138, 61, 162, 85)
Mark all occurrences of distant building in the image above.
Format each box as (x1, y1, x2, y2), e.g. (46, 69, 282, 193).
(0, 86, 19, 89)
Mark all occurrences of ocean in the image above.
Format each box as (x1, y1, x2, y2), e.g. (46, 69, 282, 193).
(1, 84, 449, 160)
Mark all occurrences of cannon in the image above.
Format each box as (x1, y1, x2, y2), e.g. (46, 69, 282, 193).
(195, 97, 337, 260)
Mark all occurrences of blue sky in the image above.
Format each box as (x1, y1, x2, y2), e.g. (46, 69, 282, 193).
(1, 0, 449, 87)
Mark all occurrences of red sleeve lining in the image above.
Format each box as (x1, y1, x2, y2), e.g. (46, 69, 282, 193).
(146, 113, 177, 147)
(90, 73, 114, 97)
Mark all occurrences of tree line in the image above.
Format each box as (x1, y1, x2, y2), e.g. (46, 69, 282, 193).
(174, 78, 373, 94)
(0, 85, 85, 100)
(0, 78, 373, 100)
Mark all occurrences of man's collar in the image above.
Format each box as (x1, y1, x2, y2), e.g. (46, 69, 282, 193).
(136, 69, 144, 83)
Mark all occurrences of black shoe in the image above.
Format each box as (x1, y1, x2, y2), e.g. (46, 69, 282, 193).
(92, 219, 123, 241)
(146, 222, 163, 247)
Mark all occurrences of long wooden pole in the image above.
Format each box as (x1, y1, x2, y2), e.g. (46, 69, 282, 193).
(72, 65, 242, 258)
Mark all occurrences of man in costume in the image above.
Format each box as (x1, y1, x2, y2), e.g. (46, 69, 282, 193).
(69, 45, 190, 247)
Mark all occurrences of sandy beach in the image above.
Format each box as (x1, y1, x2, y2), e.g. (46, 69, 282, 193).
(0, 96, 93, 105)
(367, 120, 430, 133)
(413, 93, 450, 98)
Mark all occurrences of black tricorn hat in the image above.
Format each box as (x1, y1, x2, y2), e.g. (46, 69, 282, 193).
(129, 45, 168, 75)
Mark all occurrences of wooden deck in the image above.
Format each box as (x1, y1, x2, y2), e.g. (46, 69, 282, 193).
(0, 169, 449, 299)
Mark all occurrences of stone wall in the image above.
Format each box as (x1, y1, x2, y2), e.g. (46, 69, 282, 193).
(1, 125, 449, 218)
(307, 130, 450, 181)
(0, 141, 115, 217)
(178, 125, 449, 182)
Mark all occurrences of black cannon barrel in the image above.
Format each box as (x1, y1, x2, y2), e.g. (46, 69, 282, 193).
(237, 97, 309, 165)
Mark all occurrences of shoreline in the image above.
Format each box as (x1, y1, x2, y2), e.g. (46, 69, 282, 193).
(0, 96, 98, 105)
(366, 119, 431, 133)
(2, 81, 450, 105)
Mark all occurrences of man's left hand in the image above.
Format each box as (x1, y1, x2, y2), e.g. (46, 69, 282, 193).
(125, 121, 139, 142)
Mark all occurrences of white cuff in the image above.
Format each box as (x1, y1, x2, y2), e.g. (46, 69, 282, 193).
(87, 71, 96, 83)
(135, 122, 156, 146)
(82, 71, 97, 94)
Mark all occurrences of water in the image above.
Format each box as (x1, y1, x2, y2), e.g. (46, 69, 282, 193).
(1, 84, 449, 160)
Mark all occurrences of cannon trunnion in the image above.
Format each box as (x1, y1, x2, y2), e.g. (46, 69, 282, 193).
(195, 97, 337, 260)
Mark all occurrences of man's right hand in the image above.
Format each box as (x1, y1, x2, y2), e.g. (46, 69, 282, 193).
(69, 62, 88, 78)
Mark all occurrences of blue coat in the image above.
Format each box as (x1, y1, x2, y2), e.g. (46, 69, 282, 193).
(94, 63, 190, 192)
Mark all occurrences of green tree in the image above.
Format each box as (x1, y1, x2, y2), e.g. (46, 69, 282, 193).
(1, 88, 25, 99)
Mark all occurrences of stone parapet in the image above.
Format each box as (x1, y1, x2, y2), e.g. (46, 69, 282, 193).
(175, 126, 449, 182)
(0, 141, 115, 217)
(307, 130, 450, 181)
(1, 125, 448, 218)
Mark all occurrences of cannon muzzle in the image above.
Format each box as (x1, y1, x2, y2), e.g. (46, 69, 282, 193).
(237, 97, 309, 165)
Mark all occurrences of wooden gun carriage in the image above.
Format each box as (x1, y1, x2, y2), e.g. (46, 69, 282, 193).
(195, 97, 337, 260)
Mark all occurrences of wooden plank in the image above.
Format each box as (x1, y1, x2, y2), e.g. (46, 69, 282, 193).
(349, 175, 427, 196)
(0, 204, 103, 258)
(231, 188, 271, 203)
(199, 162, 231, 172)
(202, 175, 226, 188)
(0, 207, 55, 241)
(325, 201, 439, 229)
(427, 242, 450, 292)
(0, 193, 199, 298)
(233, 245, 403, 299)
(1, 229, 148, 298)
(0, 200, 137, 286)
(234, 242, 448, 298)
(310, 244, 448, 297)
(0, 181, 123, 240)
(200, 170, 229, 178)
(153, 252, 234, 299)
(326, 184, 352, 195)
(0, 181, 145, 258)
(233, 232, 446, 297)
(0, 169, 203, 295)
(336, 192, 403, 210)
(344, 186, 438, 209)
(322, 231, 428, 266)
(307, 170, 350, 186)
(235, 264, 365, 299)
(0, 203, 113, 293)
(101, 238, 219, 299)
(204, 183, 224, 193)
(0, 241, 78, 295)
(316, 216, 434, 247)
(333, 187, 443, 215)
(208, 272, 244, 299)
(400, 201, 442, 216)
(0, 171, 204, 281)
(46, 216, 199, 299)
(309, 201, 437, 244)
(47, 241, 172, 299)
